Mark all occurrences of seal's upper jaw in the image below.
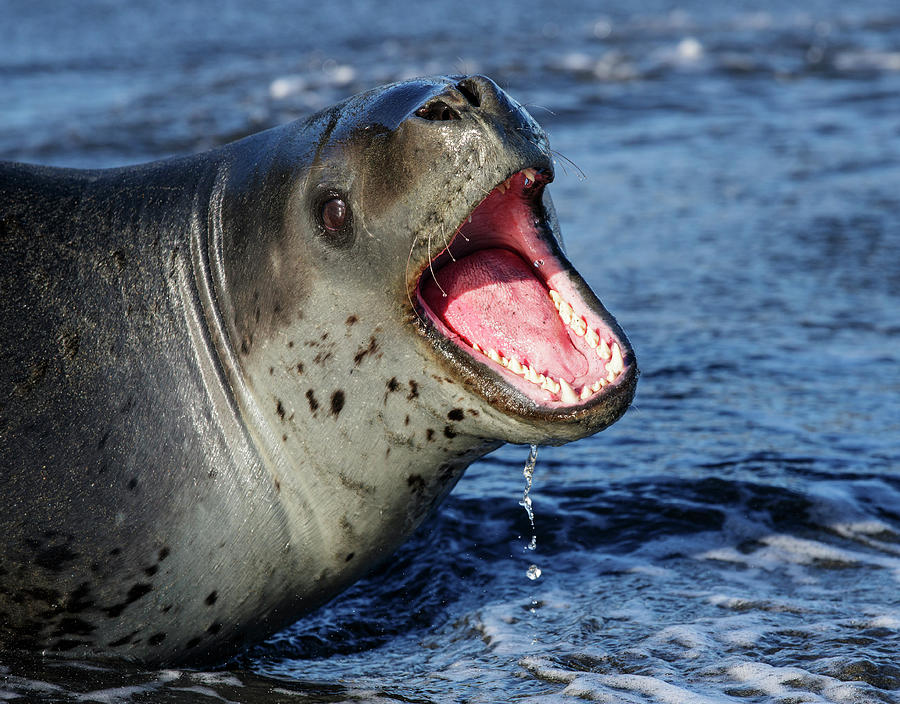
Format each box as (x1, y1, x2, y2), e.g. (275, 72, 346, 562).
(413, 168, 637, 439)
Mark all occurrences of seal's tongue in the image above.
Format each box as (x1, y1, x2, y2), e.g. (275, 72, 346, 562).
(421, 249, 587, 381)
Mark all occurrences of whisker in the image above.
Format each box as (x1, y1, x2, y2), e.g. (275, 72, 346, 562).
(551, 149, 586, 180)
(522, 103, 558, 117)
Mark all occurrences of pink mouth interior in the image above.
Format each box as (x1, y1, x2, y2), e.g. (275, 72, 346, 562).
(416, 171, 627, 407)
(421, 249, 588, 382)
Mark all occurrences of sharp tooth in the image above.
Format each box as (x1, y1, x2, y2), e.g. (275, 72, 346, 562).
(591, 380, 604, 392)
(571, 317, 587, 336)
(548, 289, 562, 306)
(558, 301, 574, 325)
(524, 366, 540, 384)
(558, 378, 579, 404)
(611, 343, 624, 374)
(487, 348, 502, 364)
(585, 328, 599, 348)
(507, 357, 524, 375)
(523, 168, 537, 183)
(606, 370, 616, 383)
(541, 376, 559, 394)
(580, 385, 592, 400)
(598, 339, 611, 360)
(472, 342, 482, 353)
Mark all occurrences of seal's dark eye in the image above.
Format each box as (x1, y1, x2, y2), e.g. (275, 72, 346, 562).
(322, 198, 347, 231)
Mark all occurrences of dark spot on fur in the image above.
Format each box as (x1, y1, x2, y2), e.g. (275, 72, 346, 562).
(407, 474, 426, 493)
(207, 623, 222, 635)
(127, 478, 137, 491)
(387, 377, 400, 392)
(282, 434, 287, 442)
(330, 390, 345, 417)
(276, 399, 286, 420)
(104, 604, 125, 618)
(161, 604, 172, 613)
(158, 547, 170, 561)
(110, 547, 121, 556)
(269, 366, 274, 375)
(274, 477, 281, 492)
(313, 350, 333, 365)
(426, 428, 435, 442)
(405, 415, 410, 425)
(148, 633, 166, 646)
(186, 636, 202, 649)
(296, 362, 304, 374)
(443, 425, 457, 439)
(65, 583, 93, 613)
(205, 591, 218, 606)
(448, 408, 464, 421)
(35, 544, 79, 572)
(126, 583, 152, 604)
(345, 552, 355, 562)
(109, 631, 138, 647)
(144, 565, 158, 577)
(306, 389, 319, 413)
(467, 409, 479, 416)
(354, 336, 379, 366)
(407, 380, 418, 400)
(54, 617, 95, 637)
(346, 315, 358, 326)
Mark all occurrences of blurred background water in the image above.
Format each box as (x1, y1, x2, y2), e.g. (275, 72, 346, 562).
(2, 0, 899, 701)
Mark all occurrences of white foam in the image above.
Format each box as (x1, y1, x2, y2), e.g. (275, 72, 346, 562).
(725, 661, 875, 703)
(522, 659, 727, 704)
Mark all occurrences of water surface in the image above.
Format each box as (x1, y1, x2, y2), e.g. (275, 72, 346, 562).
(2, 1, 899, 701)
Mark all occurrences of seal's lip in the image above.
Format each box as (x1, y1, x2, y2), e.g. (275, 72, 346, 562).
(412, 167, 637, 429)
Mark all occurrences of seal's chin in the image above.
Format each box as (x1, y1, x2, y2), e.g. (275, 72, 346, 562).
(415, 170, 633, 411)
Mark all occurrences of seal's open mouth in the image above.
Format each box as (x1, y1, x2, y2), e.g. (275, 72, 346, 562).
(414, 169, 634, 410)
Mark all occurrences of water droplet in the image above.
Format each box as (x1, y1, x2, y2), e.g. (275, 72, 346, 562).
(526, 564, 542, 580)
(533, 259, 544, 268)
(519, 444, 538, 552)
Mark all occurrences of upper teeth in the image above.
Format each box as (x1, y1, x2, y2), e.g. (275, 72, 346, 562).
(465, 288, 626, 405)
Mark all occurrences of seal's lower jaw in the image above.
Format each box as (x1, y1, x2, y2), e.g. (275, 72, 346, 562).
(414, 170, 637, 441)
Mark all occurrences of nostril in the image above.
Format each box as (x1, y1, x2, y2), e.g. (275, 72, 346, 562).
(415, 99, 460, 121)
(456, 79, 481, 108)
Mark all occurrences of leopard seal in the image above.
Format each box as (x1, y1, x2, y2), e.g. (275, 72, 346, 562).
(0, 75, 636, 664)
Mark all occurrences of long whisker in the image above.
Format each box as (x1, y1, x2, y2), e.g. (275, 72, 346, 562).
(550, 149, 586, 180)
(522, 103, 558, 117)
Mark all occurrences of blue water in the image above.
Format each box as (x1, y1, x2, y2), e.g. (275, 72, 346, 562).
(2, 1, 900, 701)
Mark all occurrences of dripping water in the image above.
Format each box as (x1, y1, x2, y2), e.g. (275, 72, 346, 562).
(519, 443, 541, 580)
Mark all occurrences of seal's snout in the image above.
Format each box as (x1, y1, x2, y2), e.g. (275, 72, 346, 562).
(413, 75, 516, 124)
(414, 76, 486, 121)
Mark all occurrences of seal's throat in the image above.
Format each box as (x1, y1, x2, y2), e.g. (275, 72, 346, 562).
(416, 170, 629, 409)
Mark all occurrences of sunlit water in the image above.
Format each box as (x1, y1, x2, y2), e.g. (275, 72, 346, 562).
(2, 0, 899, 701)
